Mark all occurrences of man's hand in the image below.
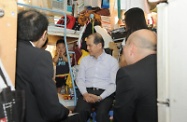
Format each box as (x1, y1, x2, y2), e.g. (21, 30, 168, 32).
(89, 94, 102, 103)
(83, 93, 94, 103)
(83, 93, 102, 103)
(68, 110, 72, 115)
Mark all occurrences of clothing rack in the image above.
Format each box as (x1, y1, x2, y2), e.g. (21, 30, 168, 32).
(17, 2, 77, 106)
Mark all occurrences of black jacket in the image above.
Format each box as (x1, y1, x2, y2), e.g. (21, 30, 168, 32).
(114, 54, 158, 122)
(16, 41, 69, 122)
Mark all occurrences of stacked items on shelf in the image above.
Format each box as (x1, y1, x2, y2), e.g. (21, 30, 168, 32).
(101, 15, 111, 31)
(47, 25, 80, 38)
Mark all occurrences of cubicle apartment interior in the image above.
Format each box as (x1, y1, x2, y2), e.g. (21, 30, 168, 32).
(0, 0, 156, 122)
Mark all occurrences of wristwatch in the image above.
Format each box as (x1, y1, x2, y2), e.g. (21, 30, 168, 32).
(97, 96, 102, 102)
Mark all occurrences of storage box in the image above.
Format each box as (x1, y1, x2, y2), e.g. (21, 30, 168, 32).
(51, 0, 67, 12)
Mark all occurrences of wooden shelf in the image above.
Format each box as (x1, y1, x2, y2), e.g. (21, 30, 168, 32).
(48, 25, 80, 38)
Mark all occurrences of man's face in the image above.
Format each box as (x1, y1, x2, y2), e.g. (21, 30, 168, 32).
(86, 36, 101, 57)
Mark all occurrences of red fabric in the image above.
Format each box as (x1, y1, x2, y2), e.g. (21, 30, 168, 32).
(0, 118, 7, 122)
(72, 44, 82, 65)
(57, 15, 76, 29)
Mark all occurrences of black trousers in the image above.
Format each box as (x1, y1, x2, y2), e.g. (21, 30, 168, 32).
(62, 111, 89, 122)
(74, 88, 114, 122)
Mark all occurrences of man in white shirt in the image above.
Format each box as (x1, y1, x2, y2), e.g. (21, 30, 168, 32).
(74, 33, 119, 122)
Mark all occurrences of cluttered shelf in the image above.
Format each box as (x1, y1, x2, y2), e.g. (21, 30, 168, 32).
(18, 2, 80, 38)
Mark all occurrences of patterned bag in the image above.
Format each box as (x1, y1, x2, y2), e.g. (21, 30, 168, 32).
(0, 67, 25, 122)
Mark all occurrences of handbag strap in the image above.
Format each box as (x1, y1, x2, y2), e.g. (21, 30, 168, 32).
(0, 67, 8, 86)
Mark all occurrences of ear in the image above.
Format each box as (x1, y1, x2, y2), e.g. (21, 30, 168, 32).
(98, 43, 102, 49)
(41, 30, 47, 41)
(129, 43, 135, 56)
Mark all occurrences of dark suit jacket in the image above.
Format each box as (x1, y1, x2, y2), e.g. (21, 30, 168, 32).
(114, 54, 157, 122)
(16, 41, 69, 122)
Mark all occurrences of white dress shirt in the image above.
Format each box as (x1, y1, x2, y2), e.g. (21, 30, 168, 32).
(76, 51, 119, 99)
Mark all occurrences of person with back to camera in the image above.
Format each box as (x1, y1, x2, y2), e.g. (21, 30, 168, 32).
(16, 9, 88, 122)
(113, 29, 158, 122)
(53, 39, 69, 93)
(74, 32, 119, 122)
(119, 7, 149, 67)
(124, 7, 148, 41)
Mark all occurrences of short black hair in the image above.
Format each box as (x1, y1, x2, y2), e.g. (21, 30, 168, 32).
(17, 9, 48, 42)
(56, 39, 65, 46)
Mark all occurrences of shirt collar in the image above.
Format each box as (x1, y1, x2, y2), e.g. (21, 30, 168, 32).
(29, 41, 35, 47)
(96, 50, 106, 61)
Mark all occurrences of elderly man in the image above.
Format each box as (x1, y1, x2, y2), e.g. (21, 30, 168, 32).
(114, 29, 157, 122)
(75, 33, 119, 122)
